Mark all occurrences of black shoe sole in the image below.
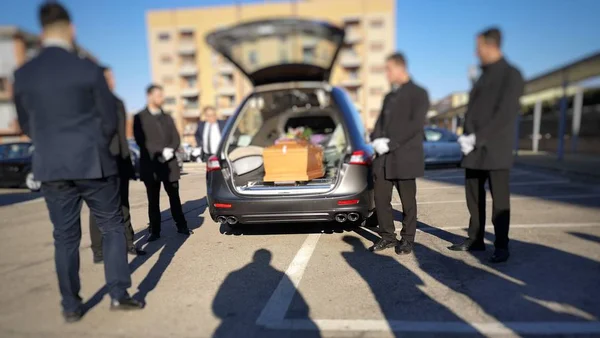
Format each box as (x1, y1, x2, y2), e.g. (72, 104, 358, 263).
(395, 249, 413, 255)
(369, 243, 397, 252)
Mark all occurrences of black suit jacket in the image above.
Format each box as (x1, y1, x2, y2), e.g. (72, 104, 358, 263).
(371, 81, 429, 180)
(109, 96, 135, 178)
(462, 58, 525, 170)
(195, 119, 227, 151)
(133, 108, 181, 182)
(12, 47, 118, 182)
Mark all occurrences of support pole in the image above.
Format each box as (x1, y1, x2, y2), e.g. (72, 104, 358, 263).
(571, 87, 584, 153)
(557, 76, 568, 161)
(532, 100, 542, 153)
(451, 116, 458, 134)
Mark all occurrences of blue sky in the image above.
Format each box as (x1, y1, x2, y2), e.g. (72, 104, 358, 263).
(1, 0, 599, 112)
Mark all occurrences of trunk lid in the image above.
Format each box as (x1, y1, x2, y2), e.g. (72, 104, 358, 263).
(205, 19, 345, 86)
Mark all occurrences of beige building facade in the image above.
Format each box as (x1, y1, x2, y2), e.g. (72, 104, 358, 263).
(146, 0, 396, 145)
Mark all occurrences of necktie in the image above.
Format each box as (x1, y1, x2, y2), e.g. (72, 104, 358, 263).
(207, 123, 213, 155)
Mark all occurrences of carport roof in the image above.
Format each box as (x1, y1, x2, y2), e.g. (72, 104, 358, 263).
(431, 51, 600, 119)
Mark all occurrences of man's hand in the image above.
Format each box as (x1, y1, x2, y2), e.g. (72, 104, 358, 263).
(458, 134, 476, 155)
(371, 138, 390, 155)
(162, 147, 175, 162)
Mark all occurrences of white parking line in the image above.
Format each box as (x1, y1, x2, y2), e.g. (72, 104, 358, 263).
(392, 193, 600, 206)
(256, 233, 321, 326)
(257, 222, 600, 335)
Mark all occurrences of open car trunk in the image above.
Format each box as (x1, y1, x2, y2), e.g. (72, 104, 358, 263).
(223, 87, 349, 196)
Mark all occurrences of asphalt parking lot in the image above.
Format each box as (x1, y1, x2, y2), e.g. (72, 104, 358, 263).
(0, 163, 599, 338)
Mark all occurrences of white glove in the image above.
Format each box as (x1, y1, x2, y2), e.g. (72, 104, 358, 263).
(458, 134, 476, 155)
(371, 138, 390, 155)
(162, 147, 175, 161)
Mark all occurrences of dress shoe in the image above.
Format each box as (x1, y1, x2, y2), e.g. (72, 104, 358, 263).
(93, 253, 103, 264)
(448, 239, 486, 252)
(63, 308, 83, 323)
(489, 248, 510, 263)
(369, 238, 398, 252)
(110, 296, 144, 311)
(395, 239, 414, 255)
(177, 228, 194, 236)
(147, 234, 160, 242)
(128, 247, 146, 256)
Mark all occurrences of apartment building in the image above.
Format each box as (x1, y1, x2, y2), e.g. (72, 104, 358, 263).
(146, 0, 395, 145)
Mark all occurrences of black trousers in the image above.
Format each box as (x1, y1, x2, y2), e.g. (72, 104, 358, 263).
(42, 176, 131, 312)
(89, 175, 135, 255)
(144, 179, 187, 235)
(373, 163, 418, 242)
(465, 169, 510, 249)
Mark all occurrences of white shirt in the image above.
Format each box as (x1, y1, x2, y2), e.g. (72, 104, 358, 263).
(203, 122, 221, 155)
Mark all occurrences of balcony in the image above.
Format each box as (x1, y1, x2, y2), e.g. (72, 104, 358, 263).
(342, 16, 361, 25)
(218, 63, 235, 74)
(220, 107, 236, 117)
(340, 78, 362, 88)
(217, 83, 236, 96)
(339, 52, 362, 68)
(344, 30, 362, 44)
(181, 87, 200, 97)
(178, 43, 196, 55)
(179, 64, 198, 76)
(182, 108, 200, 119)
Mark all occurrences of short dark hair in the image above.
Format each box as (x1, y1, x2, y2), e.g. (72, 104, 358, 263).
(387, 52, 407, 67)
(479, 27, 502, 48)
(146, 84, 163, 95)
(39, 2, 71, 28)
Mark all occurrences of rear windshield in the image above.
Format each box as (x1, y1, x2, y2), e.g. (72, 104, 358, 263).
(224, 87, 348, 154)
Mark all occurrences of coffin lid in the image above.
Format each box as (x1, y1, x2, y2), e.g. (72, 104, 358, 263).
(205, 19, 345, 86)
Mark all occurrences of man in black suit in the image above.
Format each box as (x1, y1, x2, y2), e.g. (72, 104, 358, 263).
(12, 2, 142, 322)
(134, 85, 193, 242)
(449, 28, 525, 263)
(89, 66, 146, 263)
(195, 106, 227, 162)
(370, 52, 429, 255)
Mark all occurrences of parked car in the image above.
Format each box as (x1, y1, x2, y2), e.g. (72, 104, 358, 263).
(0, 142, 41, 192)
(127, 139, 141, 179)
(205, 19, 375, 227)
(181, 143, 193, 162)
(175, 146, 185, 172)
(423, 127, 462, 166)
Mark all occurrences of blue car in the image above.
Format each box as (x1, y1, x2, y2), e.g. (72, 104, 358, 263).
(423, 127, 462, 166)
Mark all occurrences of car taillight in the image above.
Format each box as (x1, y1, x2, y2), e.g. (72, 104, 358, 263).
(206, 155, 221, 172)
(349, 150, 370, 165)
(214, 203, 232, 209)
(338, 199, 360, 205)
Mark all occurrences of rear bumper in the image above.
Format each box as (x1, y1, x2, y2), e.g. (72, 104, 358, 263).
(209, 189, 373, 224)
(207, 164, 374, 224)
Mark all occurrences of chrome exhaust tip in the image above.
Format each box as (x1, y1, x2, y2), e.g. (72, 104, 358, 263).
(335, 213, 348, 223)
(216, 216, 227, 224)
(348, 213, 360, 222)
(227, 216, 238, 225)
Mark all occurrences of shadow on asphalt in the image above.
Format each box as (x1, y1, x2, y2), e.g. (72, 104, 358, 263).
(568, 231, 600, 245)
(82, 197, 207, 312)
(212, 249, 321, 338)
(0, 190, 41, 207)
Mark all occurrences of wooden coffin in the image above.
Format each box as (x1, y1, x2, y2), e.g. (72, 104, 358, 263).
(263, 140, 325, 182)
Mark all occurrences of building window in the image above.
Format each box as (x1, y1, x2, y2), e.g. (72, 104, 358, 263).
(158, 32, 170, 41)
(160, 55, 172, 64)
(164, 97, 176, 105)
(184, 76, 197, 88)
(370, 19, 384, 28)
(303, 46, 315, 63)
(370, 87, 384, 96)
(0, 77, 6, 92)
(370, 42, 384, 52)
(370, 65, 385, 74)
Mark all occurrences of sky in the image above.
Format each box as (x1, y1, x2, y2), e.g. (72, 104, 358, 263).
(1, 0, 599, 112)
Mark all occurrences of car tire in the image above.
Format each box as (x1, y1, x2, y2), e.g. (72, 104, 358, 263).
(25, 172, 41, 192)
